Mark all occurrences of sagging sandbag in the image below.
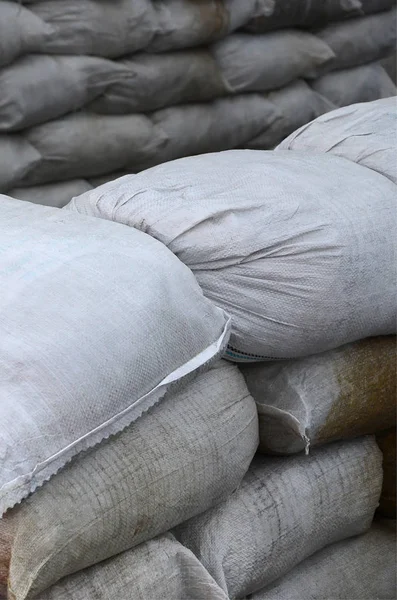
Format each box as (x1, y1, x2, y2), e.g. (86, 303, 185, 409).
(8, 180, 94, 207)
(245, 80, 333, 149)
(244, 0, 395, 32)
(35, 534, 228, 600)
(277, 97, 397, 184)
(240, 336, 396, 454)
(0, 360, 258, 599)
(315, 8, 396, 74)
(0, 196, 230, 514)
(246, 520, 396, 600)
(376, 429, 396, 519)
(174, 436, 383, 599)
(310, 63, 396, 108)
(67, 149, 396, 361)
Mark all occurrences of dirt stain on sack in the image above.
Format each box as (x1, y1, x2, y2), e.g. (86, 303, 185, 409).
(0, 510, 19, 599)
(376, 428, 396, 519)
(316, 336, 396, 445)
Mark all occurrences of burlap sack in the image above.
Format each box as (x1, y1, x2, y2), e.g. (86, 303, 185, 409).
(174, 436, 382, 599)
(240, 336, 396, 454)
(0, 361, 258, 599)
(246, 519, 396, 600)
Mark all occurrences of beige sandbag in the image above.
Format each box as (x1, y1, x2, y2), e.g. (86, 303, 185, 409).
(240, 336, 396, 454)
(174, 436, 382, 599)
(36, 534, 228, 600)
(376, 429, 396, 519)
(245, 520, 396, 600)
(0, 361, 258, 600)
(277, 97, 397, 185)
(311, 63, 396, 108)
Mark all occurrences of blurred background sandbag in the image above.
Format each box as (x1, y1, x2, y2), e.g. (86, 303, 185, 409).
(0, 0, 395, 203)
(244, 519, 396, 600)
(239, 336, 396, 454)
(376, 429, 397, 519)
(174, 437, 383, 599)
(0, 361, 258, 599)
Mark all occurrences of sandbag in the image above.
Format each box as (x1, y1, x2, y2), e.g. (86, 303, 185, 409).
(0, 196, 230, 515)
(0, 360, 257, 599)
(0, 135, 40, 192)
(174, 436, 383, 599)
(210, 30, 334, 93)
(35, 534, 228, 600)
(67, 149, 397, 361)
(315, 9, 396, 74)
(245, 80, 333, 149)
(243, 0, 394, 32)
(311, 63, 396, 107)
(8, 180, 94, 208)
(0, 54, 132, 131)
(377, 429, 396, 519)
(277, 97, 397, 184)
(240, 336, 396, 454)
(0, 1, 51, 68)
(90, 49, 226, 115)
(246, 520, 396, 600)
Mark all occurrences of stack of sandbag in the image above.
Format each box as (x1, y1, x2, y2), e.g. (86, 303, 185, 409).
(0, 195, 258, 599)
(0, 0, 395, 207)
(59, 98, 396, 598)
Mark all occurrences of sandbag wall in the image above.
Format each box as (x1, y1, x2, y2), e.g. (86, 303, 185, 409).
(0, 0, 396, 207)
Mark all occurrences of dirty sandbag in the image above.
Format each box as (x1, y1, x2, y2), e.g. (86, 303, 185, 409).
(0, 361, 257, 599)
(245, 80, 333, 149)
(210, 30, 334, 94)
(278, 97, 397, 184)
(0, 196, 230, 515)
(310, 63, 396, 107)
(314, 9, 397, 75)
(36, 534, 229, 600)
(240, 336, 396, 454)
(246, 520, 396, 600)
(67, 149, 396, 361)
(174, 437, 382, 599)
(376, 429, 396, 519)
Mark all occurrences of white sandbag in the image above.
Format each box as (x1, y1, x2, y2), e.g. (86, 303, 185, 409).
(8, 180, 93, 208)
(36, 534, 228, 600)
(210, 31, 334, 93)
(67, 149, 396, 361)
(19, 112, 165, 186)
(244, 0, 368, 32)
(246, 520, 396, 600)
(245, 80, 333, 149)
(278, 97, 397, 184)
(174, 436, 383, 599)
(0, 196, 230, 515)
(0, 1, 50, 68)
(0, 135, 40, 192)
(0, 54, 132, 131)
(1, 361, 257, 599)
(90, 49, 226, 115)
(311, 63, 396, 107)
(240, 336, 396, 454)
(315, 9, 397, 74)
